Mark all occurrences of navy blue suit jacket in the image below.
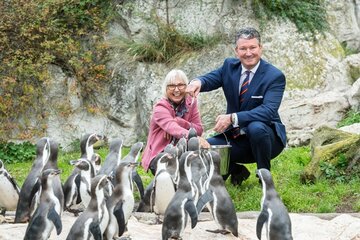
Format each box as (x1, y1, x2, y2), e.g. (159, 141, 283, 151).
(198, 58, 287, 146)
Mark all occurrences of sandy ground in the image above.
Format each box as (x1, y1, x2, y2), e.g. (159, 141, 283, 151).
(1, 211, 360, 240)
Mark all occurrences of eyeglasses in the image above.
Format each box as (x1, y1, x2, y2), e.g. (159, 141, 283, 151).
(167, 84, 186, 91)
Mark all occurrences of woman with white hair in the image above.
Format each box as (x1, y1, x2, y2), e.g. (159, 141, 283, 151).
(141, 69, 208, 175)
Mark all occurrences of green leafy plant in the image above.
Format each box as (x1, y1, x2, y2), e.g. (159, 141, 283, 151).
(0, 0, 115, 140)
(337, 110, 360, 128)
(0, 142, 36, 164)
(251, 0, 329, 36)
(122, 17, 221, 63)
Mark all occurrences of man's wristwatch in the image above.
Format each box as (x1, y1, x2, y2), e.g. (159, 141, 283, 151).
(231, 113, 236, 124)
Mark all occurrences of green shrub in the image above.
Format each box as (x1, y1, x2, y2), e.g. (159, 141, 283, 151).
(0, 142, 36, 164)
(123, 17, 221, 63)
(251, 0, 329, 36)
(337, 110, 360, 128)
(0, 0, 115, 140)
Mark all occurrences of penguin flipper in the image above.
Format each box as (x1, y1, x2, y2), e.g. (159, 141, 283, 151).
(113, 201, 126, 236)
(256, 210, 268, 240)
(29, 179, 41, 208)
(132, 170, 144, 200)
(184, 199, 198, 229)
(74, 174, 82, 204)
(196, 189, 213, 213)
(89, 221, 102, 240)
(48, 207, 62, 235)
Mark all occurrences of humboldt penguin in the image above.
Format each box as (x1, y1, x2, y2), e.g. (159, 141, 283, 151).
(98, 138, 123, 176)
(23, 169, 62, 240)
(0, 159, 20, 215)
(42, 139, 64, 214)
(151, 153, 177, 216)
(120, 142, 144, 200)
(63, 133, 103, 212)
(162, 151, 199, 240)
(66, 174, 110, 240)
(203, 150, 238, 237)
(188, 137, 209, 204)
(71, 158, 96, 208)
(15, 137, 50, 223)
(256, 168, 293, 240)
(105, 161, 138, 239)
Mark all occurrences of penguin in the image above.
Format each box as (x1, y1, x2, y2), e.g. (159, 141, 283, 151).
(23, 169, 62, 240)
(105, 161, 138, 240)
(188, 137, 209, 204)
(256, 168, 293, 240)
(15, 137, 50, 223)
(42, 139, 64, 214)
(175, 136, 187, 158)
(66, 174, 110, 240)
(98, 138, 123, 176)
(162, 151, 199, 240)
(120, 142, 144, 200)
(201, 150, 239, 237)
(63, 133, 103, 212)
(0, 159, 20, 215)
(136, 180, 154, 212)
(70, 158, 96, 208)
(151, 153, 177, 216)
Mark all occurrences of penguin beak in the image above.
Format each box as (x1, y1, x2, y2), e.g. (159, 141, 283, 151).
(54, 169, 61, 175)
(69, 160, 78, 166)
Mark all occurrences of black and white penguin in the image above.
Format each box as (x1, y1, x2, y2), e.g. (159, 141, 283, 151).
(0, 159, 20, 215)
(15, 137, 51, 223)
(66, 174, 110, 240)
(162, 151, 199, 240)
(188, 137, 209, 204)
(105, 161, 138, 239)
(63, 133, 103, 212)
(120, 142, 144, 200)
(42, 139, 64, 214)
(98, 138, 123, 176)
(71, 158, 96, 208)
(256, 168, 293, 240)
(23, 169, 62, 240)
(151, 153, 177, 215)
(202, 150, 239, 237)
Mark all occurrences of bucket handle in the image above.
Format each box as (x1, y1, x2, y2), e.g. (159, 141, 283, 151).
(222, 132, 230, 145)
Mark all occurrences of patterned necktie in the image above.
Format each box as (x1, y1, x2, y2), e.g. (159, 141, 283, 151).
(240, 70, 251, 103)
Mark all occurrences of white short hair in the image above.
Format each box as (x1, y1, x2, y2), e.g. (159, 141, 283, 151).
(162, 69, 189, 97)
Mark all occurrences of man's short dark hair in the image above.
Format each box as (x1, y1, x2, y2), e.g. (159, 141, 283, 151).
(235, 27, 261, 45)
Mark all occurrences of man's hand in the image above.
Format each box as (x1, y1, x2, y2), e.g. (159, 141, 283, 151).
(185, 79, 201, 98)
(213, 114, 232, 133)
(198, 137, 210, 149)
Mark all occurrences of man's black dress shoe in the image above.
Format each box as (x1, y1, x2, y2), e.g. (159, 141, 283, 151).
(230, 165, 250, 186)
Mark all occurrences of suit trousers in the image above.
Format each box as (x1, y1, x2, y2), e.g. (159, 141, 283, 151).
(207, 121, 284, 175)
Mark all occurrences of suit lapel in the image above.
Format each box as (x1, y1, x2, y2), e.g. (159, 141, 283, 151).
(233, 65, 242, 111)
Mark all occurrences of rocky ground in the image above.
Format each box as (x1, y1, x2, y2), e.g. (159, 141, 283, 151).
(1, 211, 360, 240)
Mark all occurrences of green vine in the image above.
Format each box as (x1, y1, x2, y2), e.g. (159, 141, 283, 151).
(0, 0, 115, 140)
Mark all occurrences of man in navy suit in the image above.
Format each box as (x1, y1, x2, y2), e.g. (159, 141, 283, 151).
(186, 27, 287, 186)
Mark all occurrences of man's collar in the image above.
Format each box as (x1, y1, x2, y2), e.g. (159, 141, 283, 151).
(241, 60, 261, 74)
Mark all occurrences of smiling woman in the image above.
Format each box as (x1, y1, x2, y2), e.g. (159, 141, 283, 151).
(141, 69, 208, 175)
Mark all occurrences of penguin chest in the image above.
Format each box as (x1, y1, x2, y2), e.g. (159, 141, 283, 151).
(122, 189, 135, 222)
(0, 175, 19, 210)
(80, 180, 91, 207)
(98, 201, 109, 234)
(154, 172, 175, 215)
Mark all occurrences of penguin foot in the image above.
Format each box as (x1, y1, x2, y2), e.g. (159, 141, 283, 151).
(66, 208, 83, 216)
(0, 208, 5, 216)
(206, 229, 230, 235)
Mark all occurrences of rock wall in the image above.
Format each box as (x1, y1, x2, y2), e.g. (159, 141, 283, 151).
(41, 0, 360, 149)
